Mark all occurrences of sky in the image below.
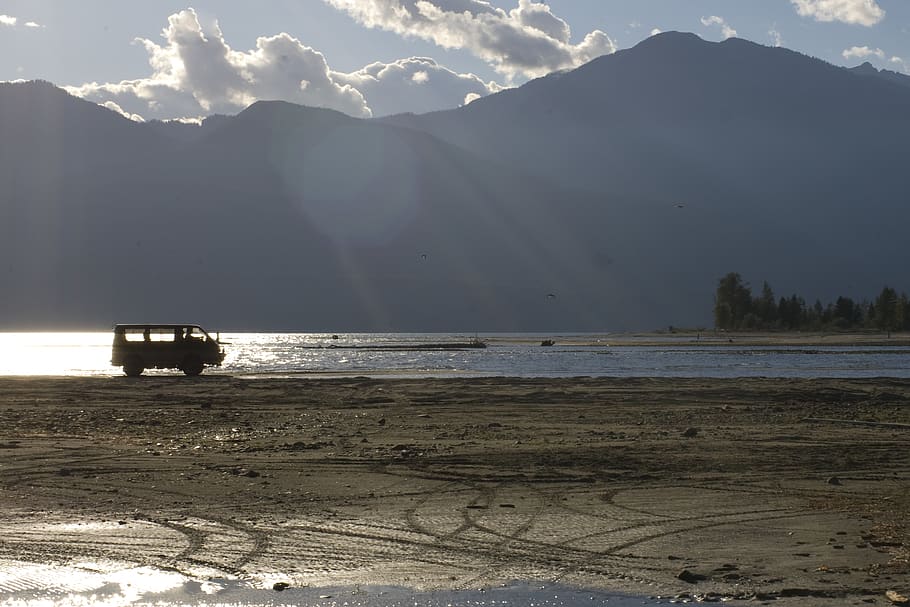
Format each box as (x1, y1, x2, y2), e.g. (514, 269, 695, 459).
(0, 0, 907, 121)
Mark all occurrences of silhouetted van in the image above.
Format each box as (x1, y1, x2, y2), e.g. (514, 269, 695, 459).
(111, 324, 225, 376)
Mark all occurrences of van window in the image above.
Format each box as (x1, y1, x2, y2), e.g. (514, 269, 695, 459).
(122, 328, 178, 342)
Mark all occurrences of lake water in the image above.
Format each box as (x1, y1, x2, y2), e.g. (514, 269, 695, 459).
(1, 332, 909, 378)
(0, 571, 677, 607)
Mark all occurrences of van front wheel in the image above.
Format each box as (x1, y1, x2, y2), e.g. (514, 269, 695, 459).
(182, 354, 204, 376)
(123, 355, 144, 377)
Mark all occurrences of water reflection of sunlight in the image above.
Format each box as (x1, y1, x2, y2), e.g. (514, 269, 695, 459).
(0, 560, 187, 607)
(0, 568, 660, 607)
(0, 333, 116, 376)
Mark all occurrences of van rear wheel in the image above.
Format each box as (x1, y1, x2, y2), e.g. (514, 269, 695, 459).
(182, 354, 204, 376)
(123, 355, 144, 377)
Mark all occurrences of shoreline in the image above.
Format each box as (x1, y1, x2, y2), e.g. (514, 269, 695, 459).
(0, 376, 907, 605)
(2, 329, 909, 343)
(517, 331, 910, 348)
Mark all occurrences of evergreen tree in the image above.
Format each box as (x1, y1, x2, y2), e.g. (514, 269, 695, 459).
(875, 286, 899, 336)
(865, 302, 876, 330)
(714, 273, 752, 330)
(778, 295, 804, 330)
(753, 281, 777, 327)
(833, 296, 857, 328)
(777, 296, 790, 329)
(712, 275, 907, 332)
(900, 293, 910, 331)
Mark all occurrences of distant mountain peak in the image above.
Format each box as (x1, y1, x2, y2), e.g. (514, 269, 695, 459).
(640, 30, 706, 45)
(848, 61, 910, 89)
(239, 99, 354, 121)
(852, 61, 880, 75)
(625, 31, 710, 55)
(1, 79, 91, 106)
(1, 78, 60, 91)
(0, 78, 138, 128)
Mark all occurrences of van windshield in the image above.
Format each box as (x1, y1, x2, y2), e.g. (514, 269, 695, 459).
(184, 327, 207, 341)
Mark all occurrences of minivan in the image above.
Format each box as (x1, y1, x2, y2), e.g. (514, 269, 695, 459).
(111, 324, 225, 376)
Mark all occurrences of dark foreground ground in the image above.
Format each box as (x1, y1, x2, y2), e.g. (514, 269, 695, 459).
(0, 376, 908, 605)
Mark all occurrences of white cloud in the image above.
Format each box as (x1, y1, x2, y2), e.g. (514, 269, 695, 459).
(0, 14, 41, 28)
(324, 0, 616, 80)
(768, 27, 783, 47)
(65, 8, 505, 122)
(67, 9, 372, 120)
(890, 56, 909, 73)
(842, 45, 885, 60)
(66, 78, 206, 123)
(337, 56, 502, 116)
(650, 28, 662, 37)
(100, 101, 146, 122)
(791, 0, 884, 26)
(700, 15, 737, 39)
(514, 0, 570, 43)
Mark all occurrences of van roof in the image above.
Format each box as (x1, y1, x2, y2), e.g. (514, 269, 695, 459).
(113, 324, 206, 331)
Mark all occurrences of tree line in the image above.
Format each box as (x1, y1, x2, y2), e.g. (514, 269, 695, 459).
(713, 272, 910, 333)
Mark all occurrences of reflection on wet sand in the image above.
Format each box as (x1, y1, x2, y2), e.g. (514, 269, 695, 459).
(0, 564, 658, 607)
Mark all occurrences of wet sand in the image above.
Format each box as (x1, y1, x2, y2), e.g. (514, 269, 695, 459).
(0, 376, 908, 605)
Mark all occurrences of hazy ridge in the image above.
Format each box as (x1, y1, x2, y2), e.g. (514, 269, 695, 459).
(2, 32, 908, 331)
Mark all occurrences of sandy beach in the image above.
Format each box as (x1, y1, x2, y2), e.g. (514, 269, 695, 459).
(0, 375, 908, 605)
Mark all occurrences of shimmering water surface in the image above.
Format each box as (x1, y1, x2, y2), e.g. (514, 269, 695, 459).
(0, 572, 669, 607)
(1, 332, 909, 378)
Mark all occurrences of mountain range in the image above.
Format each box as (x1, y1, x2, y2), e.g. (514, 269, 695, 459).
(2, 32, 909, 331)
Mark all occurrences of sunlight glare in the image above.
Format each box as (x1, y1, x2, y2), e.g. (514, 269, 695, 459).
(0, 560, 186, 607)
(0, 333, 116, 376)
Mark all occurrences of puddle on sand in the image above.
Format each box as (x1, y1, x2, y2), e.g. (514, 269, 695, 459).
(0, 561, 674, 606)
(152, 583, 675, 606)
